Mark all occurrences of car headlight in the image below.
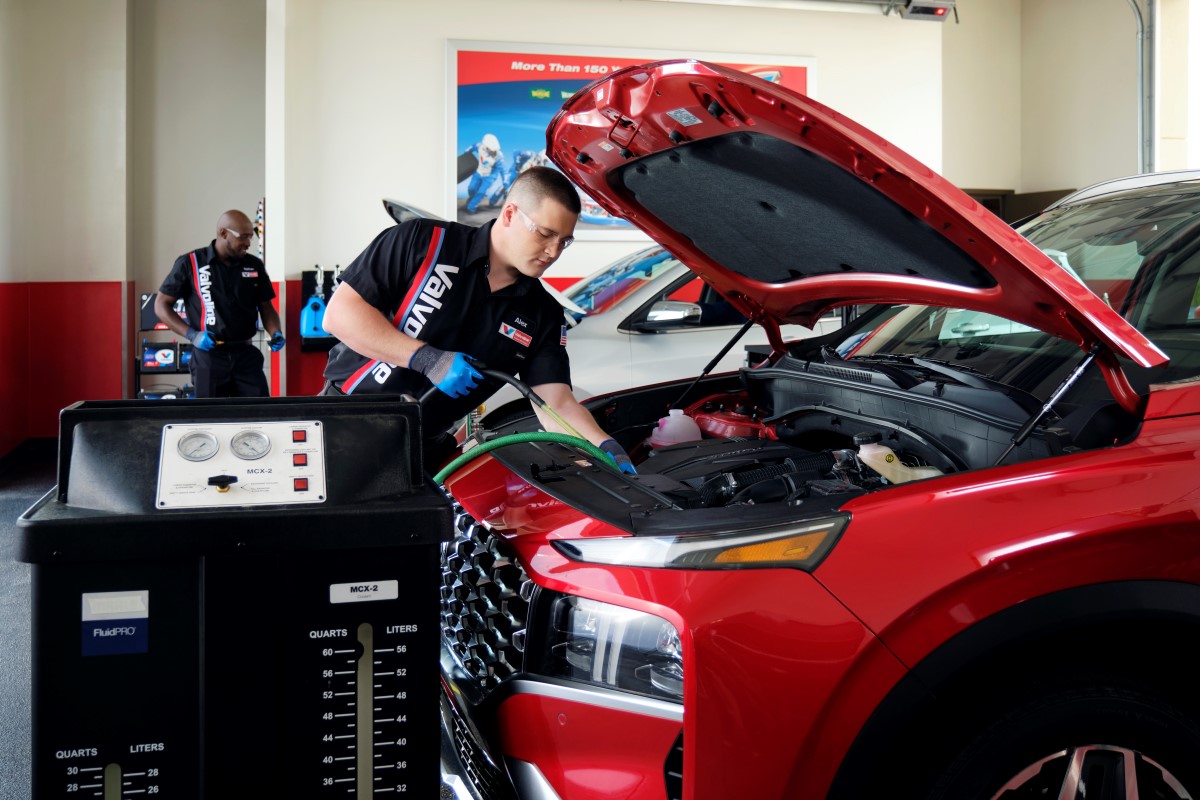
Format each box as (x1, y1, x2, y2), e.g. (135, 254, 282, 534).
(541, 595, 684, 702)
(551, 514, 849, 571)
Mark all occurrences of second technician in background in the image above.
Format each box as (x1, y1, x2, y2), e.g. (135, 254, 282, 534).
(155, 210, 285, 398)
(320, 167, 635, 474)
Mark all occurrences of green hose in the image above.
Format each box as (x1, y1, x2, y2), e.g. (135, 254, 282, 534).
(434, 431, 617, 485)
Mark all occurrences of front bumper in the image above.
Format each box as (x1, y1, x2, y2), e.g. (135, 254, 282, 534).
(441, 691, 490, 800)
(441, 684, 569, 800)
(442, 652, 687, 800)
(440, 672, 518, 800)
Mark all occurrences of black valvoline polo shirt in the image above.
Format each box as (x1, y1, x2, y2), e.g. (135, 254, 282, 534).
(323, 218, 571, 434)
(160, 241, 275, 342)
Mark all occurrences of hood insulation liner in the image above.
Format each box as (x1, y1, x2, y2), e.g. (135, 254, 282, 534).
(616, 131, 996, 289)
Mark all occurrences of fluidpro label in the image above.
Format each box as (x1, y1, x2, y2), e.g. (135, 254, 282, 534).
(81, 590, 149, 656)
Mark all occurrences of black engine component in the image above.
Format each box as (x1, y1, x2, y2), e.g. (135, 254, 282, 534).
(640, 438, 837, 508)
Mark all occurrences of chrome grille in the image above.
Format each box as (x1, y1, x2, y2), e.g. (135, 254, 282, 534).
(446, 697, 517, 800)
(440, 501, 531, 690)
(664, 732, 684, 800)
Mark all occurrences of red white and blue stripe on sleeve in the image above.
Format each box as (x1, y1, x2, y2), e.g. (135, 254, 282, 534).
(342, 227, 445, 394)
(189, 252, 208, 331)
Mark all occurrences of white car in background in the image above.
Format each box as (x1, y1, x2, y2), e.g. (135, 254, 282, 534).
(382, 200, 840, 424)
(480, 245, 842, 424)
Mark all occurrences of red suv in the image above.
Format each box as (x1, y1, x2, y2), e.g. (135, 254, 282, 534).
(438, 61, 1200, 800)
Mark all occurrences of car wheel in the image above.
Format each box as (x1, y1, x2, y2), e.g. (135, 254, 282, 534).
(927, 683, 1200, 800)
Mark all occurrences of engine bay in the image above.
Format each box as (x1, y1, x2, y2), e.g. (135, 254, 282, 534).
(479, 359, 1131, 533)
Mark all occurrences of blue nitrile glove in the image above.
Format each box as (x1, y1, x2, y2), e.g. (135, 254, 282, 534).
(269, 332, 286, 352)
(408, 344, 483, 398)
(187, 328, 216, 351)
(600, 438, 637, 475)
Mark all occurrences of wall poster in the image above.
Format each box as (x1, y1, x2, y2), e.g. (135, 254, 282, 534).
(449, 42, 814, 239)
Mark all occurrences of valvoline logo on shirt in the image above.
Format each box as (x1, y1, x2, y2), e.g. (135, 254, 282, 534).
(499, 322, 532, 347)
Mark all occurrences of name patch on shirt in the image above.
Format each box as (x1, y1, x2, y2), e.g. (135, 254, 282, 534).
(242, 270, 259, 278)
(499, 322, 532, 347)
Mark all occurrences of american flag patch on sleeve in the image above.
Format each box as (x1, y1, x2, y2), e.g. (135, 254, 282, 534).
(560, 325, 568, 346)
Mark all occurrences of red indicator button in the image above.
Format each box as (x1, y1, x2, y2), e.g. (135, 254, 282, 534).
(292, 429, 307, 442)
(294, 478, 309, 492)
(293, 453, 308, 467)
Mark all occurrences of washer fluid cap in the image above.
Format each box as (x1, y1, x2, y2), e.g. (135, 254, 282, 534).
(857, 442, 942, 484)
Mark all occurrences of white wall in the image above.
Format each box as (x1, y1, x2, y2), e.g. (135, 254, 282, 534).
(268, 0, 944, 282)
(1021, 0, 1140, 192)
(130, 0, 266, 293)
(941, 0, 1022, 191)
(0, 0, 20, 282)
(1158, 0, 1187, 169)
(2, 0, 1182, 290)
(9, 0, 129, 283)
(1192, 0, 1200, 167)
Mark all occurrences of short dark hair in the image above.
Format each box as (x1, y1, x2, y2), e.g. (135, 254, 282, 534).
(509, 166, 581, 215)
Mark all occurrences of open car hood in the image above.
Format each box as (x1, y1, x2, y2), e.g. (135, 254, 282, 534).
(546, 60, 1167, 369)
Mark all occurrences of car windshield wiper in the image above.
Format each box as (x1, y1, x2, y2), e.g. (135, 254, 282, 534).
(853, 353, 992, 389)
(850, 352, 1043, 414)
(822, 347, 921, 390)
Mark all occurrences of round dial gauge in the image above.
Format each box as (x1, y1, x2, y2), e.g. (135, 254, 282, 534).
(230, 429, 271, 460)
(177, 431, 219, 462)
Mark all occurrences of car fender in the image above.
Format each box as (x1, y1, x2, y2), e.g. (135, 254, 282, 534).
(826, 579, 1200, 799)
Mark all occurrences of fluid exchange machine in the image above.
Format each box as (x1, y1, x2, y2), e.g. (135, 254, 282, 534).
(17, 396, 451, 799)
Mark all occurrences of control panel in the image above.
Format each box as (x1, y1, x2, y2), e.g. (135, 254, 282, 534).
(156, 420, 327, 509)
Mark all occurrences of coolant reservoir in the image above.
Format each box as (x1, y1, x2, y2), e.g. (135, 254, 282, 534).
(650, 409, 703, 448)
(854, 432, 942, 484)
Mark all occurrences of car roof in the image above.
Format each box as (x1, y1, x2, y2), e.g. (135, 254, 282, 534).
(1045, 170, 1200, 210)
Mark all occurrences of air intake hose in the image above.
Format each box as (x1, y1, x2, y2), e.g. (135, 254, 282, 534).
(699, 452, 835, 507)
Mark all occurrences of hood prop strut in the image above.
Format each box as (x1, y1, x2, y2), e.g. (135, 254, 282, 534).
(995, 345, 1100, 466)
(671, 318, 756, 410)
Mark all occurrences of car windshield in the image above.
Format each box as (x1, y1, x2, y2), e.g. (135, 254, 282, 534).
(564, 247, 683, 316)
(827, 180, 1200, 403)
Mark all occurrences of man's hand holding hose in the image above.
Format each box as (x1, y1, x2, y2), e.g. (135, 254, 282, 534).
(409, 344, 483, 398)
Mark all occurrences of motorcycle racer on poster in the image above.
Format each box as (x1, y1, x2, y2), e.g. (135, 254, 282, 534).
(463, 133, 507, 214)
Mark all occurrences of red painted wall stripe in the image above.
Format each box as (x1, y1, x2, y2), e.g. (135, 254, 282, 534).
(32, 282, 124, 435)
(0, 282, 31, 458)
(284, 278, 334, 397)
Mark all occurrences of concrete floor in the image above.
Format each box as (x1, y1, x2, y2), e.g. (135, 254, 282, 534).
(0, 439, 54, 800)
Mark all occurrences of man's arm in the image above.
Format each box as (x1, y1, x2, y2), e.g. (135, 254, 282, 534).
(526, 382, 614, 447)
(258, 300, 283, 337)
(154, 292, 191, 339)
(322, 281, 424, 367)
(529, 382, 636, 473)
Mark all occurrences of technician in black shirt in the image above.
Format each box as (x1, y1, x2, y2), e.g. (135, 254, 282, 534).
(322, 167, 634, 474)
(155, 210, 285, 397)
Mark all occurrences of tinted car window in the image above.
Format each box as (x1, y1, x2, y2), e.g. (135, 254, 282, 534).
(565, 248, 682, 315)
(828, 181, 1200, 405)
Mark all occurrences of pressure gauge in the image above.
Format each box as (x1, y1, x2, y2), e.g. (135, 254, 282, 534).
(177, 431, 219, 462)
(230, 429, 271, 460)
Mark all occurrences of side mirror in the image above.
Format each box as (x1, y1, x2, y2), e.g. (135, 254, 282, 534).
(382, 199, 442, 225)
(635, 300, 702, 331)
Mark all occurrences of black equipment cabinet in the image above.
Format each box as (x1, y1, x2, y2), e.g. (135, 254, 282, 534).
(17, 396, 451, 799)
